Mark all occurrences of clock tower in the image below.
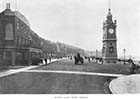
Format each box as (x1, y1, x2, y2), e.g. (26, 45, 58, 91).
(102, 8, 118, 63)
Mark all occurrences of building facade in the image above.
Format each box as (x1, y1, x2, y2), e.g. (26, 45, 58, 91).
(102, 8, 118, 63)
(0, 3, 42, 66)
(0, 3, 85, 67)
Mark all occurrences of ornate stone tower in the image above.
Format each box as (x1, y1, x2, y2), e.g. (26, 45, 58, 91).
(102, 8, 118, 63)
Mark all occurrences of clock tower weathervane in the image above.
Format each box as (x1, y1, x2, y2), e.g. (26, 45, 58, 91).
(102, 1, 118, 63)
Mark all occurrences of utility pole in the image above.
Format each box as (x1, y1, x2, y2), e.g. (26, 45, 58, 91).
(96, 50, 98, 63)
(96, 50, 98, 58)
(123, 49, 126, 64)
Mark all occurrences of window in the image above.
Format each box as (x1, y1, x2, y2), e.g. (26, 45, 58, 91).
(19, 37, 21, 44)
(5, 23, 14, 40)
(17, 22, 19, 29)
(21, 37, 23, 45)
(16, 36, 19, 45)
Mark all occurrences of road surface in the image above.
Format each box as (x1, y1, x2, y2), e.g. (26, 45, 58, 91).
(0, 59, 130, 94)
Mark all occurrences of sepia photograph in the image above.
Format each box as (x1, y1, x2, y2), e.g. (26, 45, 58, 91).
(0, 0, 140, 98)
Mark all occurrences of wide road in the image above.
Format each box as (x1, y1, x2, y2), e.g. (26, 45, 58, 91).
(0, 59, 130, 94)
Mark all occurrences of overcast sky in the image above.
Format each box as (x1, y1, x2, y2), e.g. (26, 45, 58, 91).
(0, 0, 140, 58)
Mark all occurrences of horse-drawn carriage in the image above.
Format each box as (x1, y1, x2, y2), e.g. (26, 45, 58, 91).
(74, 53, 84, 64)
(130, 61, 140, 74)
(127, 58, 140, 74)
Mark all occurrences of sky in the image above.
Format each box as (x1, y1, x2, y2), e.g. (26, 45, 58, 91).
(0, 0, 140, 58)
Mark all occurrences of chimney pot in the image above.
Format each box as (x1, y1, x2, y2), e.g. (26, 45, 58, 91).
(6, 3, 10, 9)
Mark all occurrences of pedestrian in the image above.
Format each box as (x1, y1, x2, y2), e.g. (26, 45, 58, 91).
(39, 58, 43, 65)
(130, 60, 136, 74)
(88, 57, 90, 62)
(44, 58, 47, 65)
(49, 57, 51, 63)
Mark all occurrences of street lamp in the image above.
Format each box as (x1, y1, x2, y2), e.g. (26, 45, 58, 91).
(96, 50, 98, 63)
(96, 50, 98, 58)
(123, 49, 126, 64)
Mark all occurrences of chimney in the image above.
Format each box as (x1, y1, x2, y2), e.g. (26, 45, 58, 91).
(6, 3, 10, 9)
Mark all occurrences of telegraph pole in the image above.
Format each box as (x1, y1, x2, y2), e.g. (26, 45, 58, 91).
(123, 49, 126, 64)
(96, 50, 98, 63)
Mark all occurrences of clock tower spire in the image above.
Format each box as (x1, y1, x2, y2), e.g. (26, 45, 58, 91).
(102, 6, 118, 63)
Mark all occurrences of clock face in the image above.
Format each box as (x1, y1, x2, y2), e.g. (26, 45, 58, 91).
(108, 28, 114, 34)
(109, 46, 114, 53)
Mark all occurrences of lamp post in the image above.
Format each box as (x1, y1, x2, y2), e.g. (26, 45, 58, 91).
(96, 50, 98, 63)
(123, 49, 126, 64)
(96, 50, 98, 58)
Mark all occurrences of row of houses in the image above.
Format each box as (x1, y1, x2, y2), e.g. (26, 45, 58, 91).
(0, 3, 85, 67)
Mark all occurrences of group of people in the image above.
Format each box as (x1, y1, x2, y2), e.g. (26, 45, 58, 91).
(39, 57, 52, 65)
(84, 56, 103, 64)
(129, 59, 140, 74)
(70, 53, 104, 64)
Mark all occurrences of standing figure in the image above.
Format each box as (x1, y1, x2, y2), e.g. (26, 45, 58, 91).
(44, 58, 47, 65)
(88, 57, 90, 62)
(130, 60, 136, 74)
(49, 57, 51, 63)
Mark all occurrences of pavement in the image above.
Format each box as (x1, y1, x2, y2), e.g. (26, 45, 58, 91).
(109, 74, 140, 94)
(0, 58, 61, 78)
